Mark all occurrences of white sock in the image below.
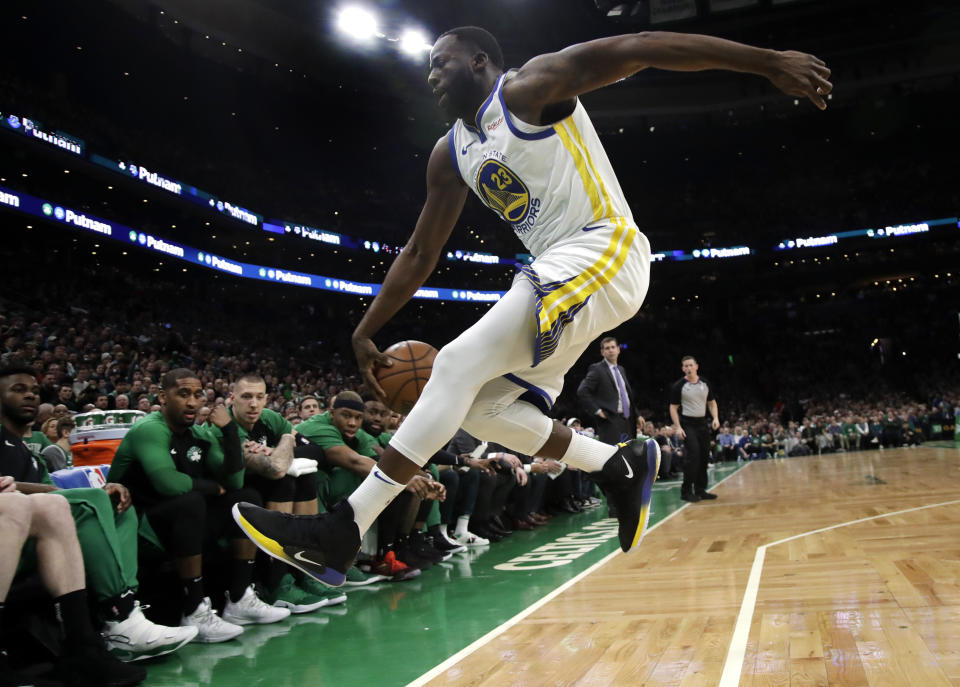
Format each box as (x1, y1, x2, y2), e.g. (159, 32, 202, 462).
(347, 468, 405, 536)
(455, 515, 471, 537)
(561, 431, 618, 473)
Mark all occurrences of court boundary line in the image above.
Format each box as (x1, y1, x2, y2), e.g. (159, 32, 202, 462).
(405, 462, 751, 687)
(717, 497, 960, 687)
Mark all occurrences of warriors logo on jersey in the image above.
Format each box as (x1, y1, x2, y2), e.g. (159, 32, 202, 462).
(476, 159, 530, 224)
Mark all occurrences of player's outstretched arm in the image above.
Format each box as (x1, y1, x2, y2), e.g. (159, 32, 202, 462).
(352, 135, 468, 398)
(504, 31, 832, 120)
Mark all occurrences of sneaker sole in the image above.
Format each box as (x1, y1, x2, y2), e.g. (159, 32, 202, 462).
(273, 599, 327, 614)
(188, 626, 244, 643)
(222, 610, 290, 626)
(108, 629, 198, 662)
(342, 575, 389, 587)
(318, 594, 348, 607)
(625, 439, 661, 553)
(389, 568, 421, 582)
(231, 503, 347, 588)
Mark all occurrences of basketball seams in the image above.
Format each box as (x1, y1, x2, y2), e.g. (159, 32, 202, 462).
(375, 340, 437, 414)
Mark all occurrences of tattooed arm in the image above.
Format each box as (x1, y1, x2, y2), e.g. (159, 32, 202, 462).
(242, 434, 296, 480)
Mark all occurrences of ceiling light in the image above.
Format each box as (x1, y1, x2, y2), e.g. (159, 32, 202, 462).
(399, 28, 431, 57)
(336, 7, 378, 41)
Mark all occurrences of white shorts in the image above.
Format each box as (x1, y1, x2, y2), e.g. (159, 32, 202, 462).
(508, 217, 651, 408)
(389, 217, 650, 463)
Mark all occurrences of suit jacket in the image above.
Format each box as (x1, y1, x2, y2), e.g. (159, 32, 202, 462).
(577, 360, 636, 421)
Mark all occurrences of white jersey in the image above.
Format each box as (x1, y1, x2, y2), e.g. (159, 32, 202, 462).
(447, 71, 636, 258)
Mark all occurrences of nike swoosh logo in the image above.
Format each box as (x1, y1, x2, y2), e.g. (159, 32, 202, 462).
(582, 225, 605, 232)
(461, 141, 477, 155)
(4, 441, 15, 447)
(622, 456, 634, 480)
(293, 550, 326, 569)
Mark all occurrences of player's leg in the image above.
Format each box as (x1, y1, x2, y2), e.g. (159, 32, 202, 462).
(456, 236, 660, 552)
(0, 492, 33, 618)
(15, 493, 147, 685)
(681, 422, 701, 501)
(57, 488, 198, 661)
(460, 368, 660, 553)
(695, 424, 717, 499)
(233, 281, 546, 584)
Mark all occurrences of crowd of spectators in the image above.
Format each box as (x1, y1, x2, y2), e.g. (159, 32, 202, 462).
(644, 390, 956, 479)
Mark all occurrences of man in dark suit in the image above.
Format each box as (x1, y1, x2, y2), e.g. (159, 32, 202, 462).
(577, 337, 636, 445)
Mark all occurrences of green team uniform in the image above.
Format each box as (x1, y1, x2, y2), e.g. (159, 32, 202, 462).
(231, 407, 292, 447)
(2, 427, 138, 605)
(296, 412, 377, 506)
(110, 412, 244, 511)
(23, 429, 52, 457)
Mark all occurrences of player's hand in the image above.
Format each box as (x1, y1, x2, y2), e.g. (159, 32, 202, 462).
(352, 335, 392, 402)
(499, 453, 522, 469)
(0, 475, 16, 493)
(674, 425, 686, 440)
(427, 480, 446, 502)
(209, 405, 232, 428)
(470, 457, 495, 474)
(529, 461, 548, 475)
(514, 466, 528, 487)
(404, 474, 433, 499)
(244, 439, 268, 455)
(767, 50, 832, 110)
(711, 418, 720, 431)
(104, 482, 132, 513)
(545, 459, 564, 475)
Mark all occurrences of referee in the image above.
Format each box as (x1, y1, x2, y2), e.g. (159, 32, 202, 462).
(669, 356, 720, 503)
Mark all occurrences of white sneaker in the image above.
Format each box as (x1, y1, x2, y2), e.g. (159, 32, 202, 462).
(222, 585, 290, 626)
(453, 531, 490, 546)
(103, 601, 198, 661)
(181, 597, 244, 643)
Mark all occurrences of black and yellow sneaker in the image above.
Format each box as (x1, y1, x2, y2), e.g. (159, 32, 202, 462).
(232, 500, 360, 588)
(590, 437, 661, 553)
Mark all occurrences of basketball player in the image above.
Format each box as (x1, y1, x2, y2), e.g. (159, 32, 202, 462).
(235, 28, 832, 586)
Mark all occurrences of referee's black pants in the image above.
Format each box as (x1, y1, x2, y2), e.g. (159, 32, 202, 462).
(681, 417, 711, 496)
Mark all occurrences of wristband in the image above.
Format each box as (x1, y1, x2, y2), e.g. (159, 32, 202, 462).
(523, 464, 532, 474)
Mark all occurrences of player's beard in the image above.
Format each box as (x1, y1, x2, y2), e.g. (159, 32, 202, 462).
(442, 71, 488, 121)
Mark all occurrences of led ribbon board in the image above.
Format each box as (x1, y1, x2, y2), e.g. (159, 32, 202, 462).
(0, 185, 504, 303)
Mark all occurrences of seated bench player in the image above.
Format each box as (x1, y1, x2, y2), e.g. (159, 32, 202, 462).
(109, 369, 288, 644)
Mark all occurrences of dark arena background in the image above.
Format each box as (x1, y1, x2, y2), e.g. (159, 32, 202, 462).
(1, 1, 959, 686)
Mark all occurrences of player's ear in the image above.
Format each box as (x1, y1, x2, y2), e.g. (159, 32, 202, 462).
(472, 51, 488, 71)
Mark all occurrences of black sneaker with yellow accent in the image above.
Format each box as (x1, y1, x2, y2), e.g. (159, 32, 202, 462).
(589, 438, 661, 553)
(232, 500, 360, 588)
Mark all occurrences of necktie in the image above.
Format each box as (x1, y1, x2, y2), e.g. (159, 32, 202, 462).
(612, 365, 630, 418)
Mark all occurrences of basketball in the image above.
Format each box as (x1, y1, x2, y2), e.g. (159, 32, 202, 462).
(374, 340, 438, 414)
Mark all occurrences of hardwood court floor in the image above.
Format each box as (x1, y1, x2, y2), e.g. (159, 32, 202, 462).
(422, 446, 960, 687)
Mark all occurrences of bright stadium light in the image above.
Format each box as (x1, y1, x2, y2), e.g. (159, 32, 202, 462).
(336, 7, 379, 41)
(399, 28, 431, 57)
